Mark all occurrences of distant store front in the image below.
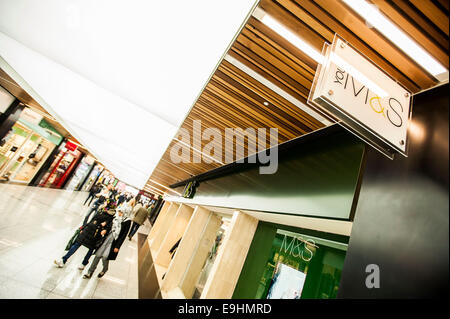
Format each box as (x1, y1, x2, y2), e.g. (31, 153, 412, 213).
(80, 163, 104, 192)
(138, 190, 158, 205)
(97, 169, 114, 186)
(65, 154, 96, 191)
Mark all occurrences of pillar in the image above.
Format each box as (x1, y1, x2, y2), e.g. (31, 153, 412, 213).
(161, 206, 222, 298)
(0, 99, 23, 142)
(147, 201, 171, 244)
(155, 204, 194, 268)
(150, 202, 179, 255)
(200, 211, 258, 299)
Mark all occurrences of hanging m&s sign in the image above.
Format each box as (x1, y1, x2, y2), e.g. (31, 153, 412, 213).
(308, 35, 412, 158)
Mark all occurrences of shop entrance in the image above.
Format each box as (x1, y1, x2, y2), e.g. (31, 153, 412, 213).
(38, 143, 82, 188)
(80, 163, 104, 192)
(65, 155, 95, 191)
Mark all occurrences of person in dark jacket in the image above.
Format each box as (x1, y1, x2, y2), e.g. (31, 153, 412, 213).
(83, 183, 101, 206)
(54, 209, 115, 269)
(109, 186, 118, 200)
(82, 186, 109, 226)
(116, 192, 126, 206)
(83, 205, 132, 278)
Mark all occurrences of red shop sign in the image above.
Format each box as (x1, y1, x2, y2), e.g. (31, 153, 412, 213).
(65, 141, 78, 152)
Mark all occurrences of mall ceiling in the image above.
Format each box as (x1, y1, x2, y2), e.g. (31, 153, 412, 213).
(144, 0, 449, 195)
(0, 68, 89, 152)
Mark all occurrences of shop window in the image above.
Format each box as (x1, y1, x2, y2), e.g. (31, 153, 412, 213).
(38, 142, 82, 188)
(65, 155, 95, 190)
(0, 123, 55, 183)
(240, 228, 347, 299)
(80, 164, 103, 191)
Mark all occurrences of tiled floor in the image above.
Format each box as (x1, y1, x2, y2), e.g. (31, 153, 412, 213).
(0, 184, 149, 299)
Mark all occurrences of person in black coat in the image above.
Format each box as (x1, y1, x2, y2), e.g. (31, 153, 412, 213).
(116, 192, 126, 206)
(84, 183, 101, 206)
(77, 211, 114, 250)
(54, 209, 115, 269)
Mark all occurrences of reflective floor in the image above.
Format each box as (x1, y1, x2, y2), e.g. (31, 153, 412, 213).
(0, 184, 148, 299)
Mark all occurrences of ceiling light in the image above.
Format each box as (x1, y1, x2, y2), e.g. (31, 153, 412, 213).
(253, 7, 323, 64)
(144, 184, 166, 195)
(147, 180, 182, 195)
(263, 101, 269, 106)
(342, 0, 448, 81)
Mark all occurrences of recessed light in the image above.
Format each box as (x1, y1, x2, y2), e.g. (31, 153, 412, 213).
(255, 8, 323, 64)
(263, 101, 269, 106)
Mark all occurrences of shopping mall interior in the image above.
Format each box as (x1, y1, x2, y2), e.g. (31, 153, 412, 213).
(0, 0, 448, 302)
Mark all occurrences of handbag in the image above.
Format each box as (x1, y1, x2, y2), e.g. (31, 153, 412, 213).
(64, 226, 83, 251)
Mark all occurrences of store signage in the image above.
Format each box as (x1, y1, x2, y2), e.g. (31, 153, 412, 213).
(20, 108, 43, 125)
(280, 234, 316, 262)
(65, 141, 78, 152)
(308, 34, 412, 159)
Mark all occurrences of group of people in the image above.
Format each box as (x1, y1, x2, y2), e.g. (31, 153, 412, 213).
(54, 183, 155, 279)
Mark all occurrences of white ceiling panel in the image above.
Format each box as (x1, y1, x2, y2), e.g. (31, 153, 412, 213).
(0, 0, 257, 188)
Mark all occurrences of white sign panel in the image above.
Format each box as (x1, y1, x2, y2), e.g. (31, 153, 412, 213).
(309, 35, 412, 158)
(19, 108, 43, 125)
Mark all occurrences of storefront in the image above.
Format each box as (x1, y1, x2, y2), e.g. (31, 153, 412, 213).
(38, 140, 83, 189)
(65, 154, 96, 191)
(115, 181, 127, 193)
(80, 163, 104, 192)
(233, 225, 347, 299)
(0, 109, 63, 184)
(96, 169, 115, 186)
(138, 190, 158, 205)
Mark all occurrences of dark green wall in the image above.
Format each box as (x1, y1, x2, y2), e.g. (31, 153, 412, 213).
(232, 223, 277, 299)
(176, 129, 365, 220)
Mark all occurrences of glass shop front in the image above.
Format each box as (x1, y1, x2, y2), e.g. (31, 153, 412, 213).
(38, 140, 83, 189)
(0, 114, 62, 184)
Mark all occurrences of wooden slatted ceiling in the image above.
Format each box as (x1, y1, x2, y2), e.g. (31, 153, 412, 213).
(146, 0, 449, 194)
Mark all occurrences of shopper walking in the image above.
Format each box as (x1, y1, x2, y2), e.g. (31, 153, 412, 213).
(54, 208, 115, 269)
(83, 183, 101, 206)
(128, 203, 150, 241)
(83, 209, 121, 278)
(109, 186, 118, 200)
(116, 192, 126, 206)
(83, 205, 132, 278)
(82, 185, 110, 226)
